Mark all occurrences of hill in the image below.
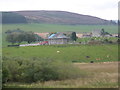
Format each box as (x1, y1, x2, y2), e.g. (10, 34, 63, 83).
(2, 12, 27, 24)
(2, 10, 116, 25)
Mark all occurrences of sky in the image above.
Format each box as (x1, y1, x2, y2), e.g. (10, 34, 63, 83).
(0, 0, 119, 20)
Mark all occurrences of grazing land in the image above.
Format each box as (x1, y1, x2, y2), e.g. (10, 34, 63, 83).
(2, 24, 118, 47)
(2, 23, 118, 88)
(2, 24, 117, 33)
(3, 44, 118, 63)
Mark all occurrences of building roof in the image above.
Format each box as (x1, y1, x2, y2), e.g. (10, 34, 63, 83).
(48, 32, 69, 39)
(34, 32, 49, 39)
(48, 34, 56, 38)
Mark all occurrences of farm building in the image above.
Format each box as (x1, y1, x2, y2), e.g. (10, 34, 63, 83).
(91, 30, 102, 37)
(92, 29, 112, 37)
(48, 32, 70, 45)
(34, 32, 49, 39)
(76, 33, 83, 38)
(82, 32, 92, 38)
(112, 34, 118, 37)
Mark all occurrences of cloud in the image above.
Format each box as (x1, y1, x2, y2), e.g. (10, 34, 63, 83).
(0, 0, 118, 20)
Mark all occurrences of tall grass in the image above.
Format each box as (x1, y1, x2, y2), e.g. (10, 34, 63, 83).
(4, 62, 118, 88)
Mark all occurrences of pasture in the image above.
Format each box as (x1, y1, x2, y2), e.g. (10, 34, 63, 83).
(2, 24, 118, 47)
(3, 44, 118, 63)
(2, 23, 118, 88)
(2, 23, 117, 33)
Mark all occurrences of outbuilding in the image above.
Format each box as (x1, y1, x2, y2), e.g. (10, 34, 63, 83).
(48, 32, 69, 45)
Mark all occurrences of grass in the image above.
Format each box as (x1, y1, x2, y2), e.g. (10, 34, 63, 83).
(2, 23, 117, 33)
(2, 23, 118, 47)
(3, 44, 118, 63)
(76, 37, 118, 44)
(2, 23, 118, 88)
(4, 62, 118, 88)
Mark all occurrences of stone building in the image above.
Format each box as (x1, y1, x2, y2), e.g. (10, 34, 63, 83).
(48, 32, 69, 45)
(91, 30, 102, 37)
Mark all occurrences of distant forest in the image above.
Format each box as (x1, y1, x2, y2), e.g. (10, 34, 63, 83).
(2, 12, 27, 24)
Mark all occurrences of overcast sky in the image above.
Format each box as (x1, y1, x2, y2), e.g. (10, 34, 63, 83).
(0, 0, 119, 20)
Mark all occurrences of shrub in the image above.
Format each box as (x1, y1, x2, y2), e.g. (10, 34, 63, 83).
(2, 68, 9, 83)
(2, 57, 83, 83)
(2, 60, 21, 82)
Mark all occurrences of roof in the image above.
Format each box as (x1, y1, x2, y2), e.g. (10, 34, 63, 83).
(34, 32, 49, 39)
(48, 34, 56, 38)
(48, 32, 69, 39)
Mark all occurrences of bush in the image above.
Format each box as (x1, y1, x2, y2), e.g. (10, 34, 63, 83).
(2, 57, 82, 83)
(2, 59, 22, 82)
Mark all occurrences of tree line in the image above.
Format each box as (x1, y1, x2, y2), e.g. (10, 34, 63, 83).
(5, 29, 78, 45)
(5, 29, 43, 45)
(2, 12, 27, 24)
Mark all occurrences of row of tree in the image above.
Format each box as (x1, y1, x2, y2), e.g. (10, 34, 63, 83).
(6, 29, 43, 45)
(100, 28, 112, 37)
(6, 29, 78, 45)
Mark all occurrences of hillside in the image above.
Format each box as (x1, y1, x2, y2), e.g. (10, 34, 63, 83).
(2, 12, 27, 24)
(2, 10, 116, 25)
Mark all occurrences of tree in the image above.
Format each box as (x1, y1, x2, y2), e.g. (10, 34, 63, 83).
(6, 29, 39, 44)
(2, 12, 27, 24)
(6, 33, 17, 45)
(6, 32, 24, 45)
(24, 32, 36, 43)
(110, 20, 117, 25)
(15, 32, 25, 44)
(5, 28, 24, 34)
(70, 32, 77, 41)
(5, 30, 12, 34)
(34, 34, 44, 41)
(101, 28, 110, 37)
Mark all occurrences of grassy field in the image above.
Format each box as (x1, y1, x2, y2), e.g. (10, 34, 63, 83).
(3, 44, 118, 63)
(2, 24, 117, 33)
(2, 24, 119, 88)
(2, 23, 118, 47)
(4, 62, 118, 88)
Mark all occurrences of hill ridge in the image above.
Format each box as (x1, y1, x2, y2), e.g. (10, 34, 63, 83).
(3, 10, 116, 25)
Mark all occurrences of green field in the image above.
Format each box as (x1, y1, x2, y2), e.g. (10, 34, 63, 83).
(3, 44, 118, 88)
(2, 23, 118, 47)
(2, 23, 117, 33)
(2, 24, 119, 88)
(3, 44, 118, 63)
